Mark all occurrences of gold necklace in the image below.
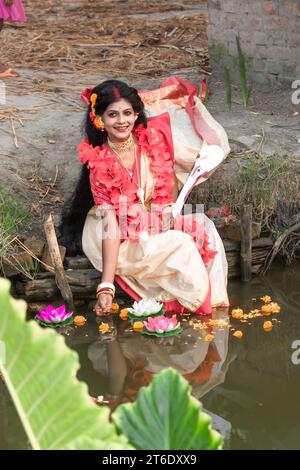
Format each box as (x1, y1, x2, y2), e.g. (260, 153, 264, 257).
(108, 142, 145, 206)
(107, 134, 134, 151)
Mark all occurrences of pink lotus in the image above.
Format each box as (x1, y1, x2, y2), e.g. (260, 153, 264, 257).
(36, 305, 73, 324)
(144, 315, 180, 334)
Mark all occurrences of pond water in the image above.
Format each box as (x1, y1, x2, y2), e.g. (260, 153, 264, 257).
(1, 262, 300, 450)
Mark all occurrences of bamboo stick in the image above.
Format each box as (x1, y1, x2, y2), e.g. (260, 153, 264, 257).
(43, 214, 74, 310)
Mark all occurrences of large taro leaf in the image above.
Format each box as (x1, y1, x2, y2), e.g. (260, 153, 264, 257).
(0, 279, 132, 450)
(113, 368, 223, 450)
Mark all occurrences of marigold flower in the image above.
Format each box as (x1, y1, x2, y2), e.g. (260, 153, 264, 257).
(133, 321, 144, 331)
(262, 304, 273, 315)
(99, 322, 110, 334)
(233, 330, 243, 339)
(119, 308, 128, 320)
(263, 321, 273, 331)
(111, 303, 119, 312)
(261, 295, 272, 303)
(73, 315, 86, 326)
(231, 308, 244, 319)
(270, 302, 281, 313)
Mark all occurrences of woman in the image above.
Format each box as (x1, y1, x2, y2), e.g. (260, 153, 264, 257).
(59, 78, 230, 316)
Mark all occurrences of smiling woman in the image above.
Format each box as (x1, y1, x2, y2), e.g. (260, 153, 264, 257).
(59, 78, 230, 318)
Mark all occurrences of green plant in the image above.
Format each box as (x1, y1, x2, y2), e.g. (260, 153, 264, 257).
(0, 279, 223, 450)
(113, 368, 223, 450)
(236, 35, 249, 106)
(224, 67, 232, 111)
(0, 187, 29, 259)
(0, 278, 131, 450)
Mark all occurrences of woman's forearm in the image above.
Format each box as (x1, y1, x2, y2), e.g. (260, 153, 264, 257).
(101, 210, 120, 283)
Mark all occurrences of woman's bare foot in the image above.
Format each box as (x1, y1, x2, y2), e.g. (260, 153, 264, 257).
(0, 64, 19, 78)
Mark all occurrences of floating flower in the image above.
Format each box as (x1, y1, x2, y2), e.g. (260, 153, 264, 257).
(144, 315, 180, 334)
(263, 321, 273, 331)
(231, 308, 244, 320)
(35, 305, 73, 325)
(269, 302, 280, 313)
(233, 330, 243, 339)
(261, 295, 272, 303)
(133, 321, 144, 332)
(262, 304, 273, 315)
(119, 308, 128, 320)
(73, 315, 87, 326)
(99, 322, 110, 334)
(127, 298, 163, 319)
(111, 303, 119, 312)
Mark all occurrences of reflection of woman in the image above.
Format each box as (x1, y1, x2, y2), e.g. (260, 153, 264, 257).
(88, 314, 230, 410)
(59, 78, 230, 317)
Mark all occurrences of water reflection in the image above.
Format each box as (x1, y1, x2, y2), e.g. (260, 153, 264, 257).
(86, 309, 234, 438)
(2, 263, 300, 449)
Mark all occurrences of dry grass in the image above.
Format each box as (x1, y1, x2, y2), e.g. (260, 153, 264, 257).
(1, 0, 209, 79)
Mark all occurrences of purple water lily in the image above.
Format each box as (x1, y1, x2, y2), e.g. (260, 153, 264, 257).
(36, 305, 73, 324)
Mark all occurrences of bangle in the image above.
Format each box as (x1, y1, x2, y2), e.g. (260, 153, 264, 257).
(97, 282, 115, 293)
(97, 288, 115, 296)
(96, 290, 114, 298)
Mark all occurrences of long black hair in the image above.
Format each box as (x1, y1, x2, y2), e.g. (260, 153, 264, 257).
(58, 80, 148, 255)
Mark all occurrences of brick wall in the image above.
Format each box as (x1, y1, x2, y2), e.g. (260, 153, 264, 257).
(207, 0, 300, 85)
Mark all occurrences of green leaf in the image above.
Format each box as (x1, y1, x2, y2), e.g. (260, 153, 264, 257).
(224, 67, 232, 112)
(0, 279, 132, 450)
(236, 35, 249, 107)
(112, 368, 223, 450)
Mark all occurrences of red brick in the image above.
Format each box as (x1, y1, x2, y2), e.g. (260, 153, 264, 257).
(264, 2, 275, 14)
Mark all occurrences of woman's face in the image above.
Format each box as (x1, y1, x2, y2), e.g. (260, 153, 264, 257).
(101, 98, 138, 142)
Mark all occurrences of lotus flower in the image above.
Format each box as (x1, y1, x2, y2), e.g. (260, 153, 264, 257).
(144, 315, 180, 334)
(36, 305, 73, 324)
(127, 298, 163, 318)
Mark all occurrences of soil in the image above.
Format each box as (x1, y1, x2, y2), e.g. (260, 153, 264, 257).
(1, 0, 300, 239)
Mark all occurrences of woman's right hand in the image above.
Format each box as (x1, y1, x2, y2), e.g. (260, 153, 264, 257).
(94, 293, 113, 316)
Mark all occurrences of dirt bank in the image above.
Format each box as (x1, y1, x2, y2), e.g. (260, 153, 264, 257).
(1, 0, 300, 239)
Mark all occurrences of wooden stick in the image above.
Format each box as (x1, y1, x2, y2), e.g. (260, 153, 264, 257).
(240, 204, 252, 282)
(262, 220, 300, 274)
(44, 214, 74, 310)
(10, 117, 19, 149)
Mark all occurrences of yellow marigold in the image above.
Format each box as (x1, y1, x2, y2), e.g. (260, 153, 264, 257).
(261, 295, 272, 303)
(99, 322, 110, 334)
(231, 308, 244, 319)
(270, 302, 281, 313)
(233, 330, 243, 339)
(204, 334, 215, 342)
(133, 321, 144, 332)
(73, 315, 87, 326)
(119, 308, 128, 320)
(263, 321, 273, 331)
(262, 304, 273, 315)
(111, 303, 119, 312)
